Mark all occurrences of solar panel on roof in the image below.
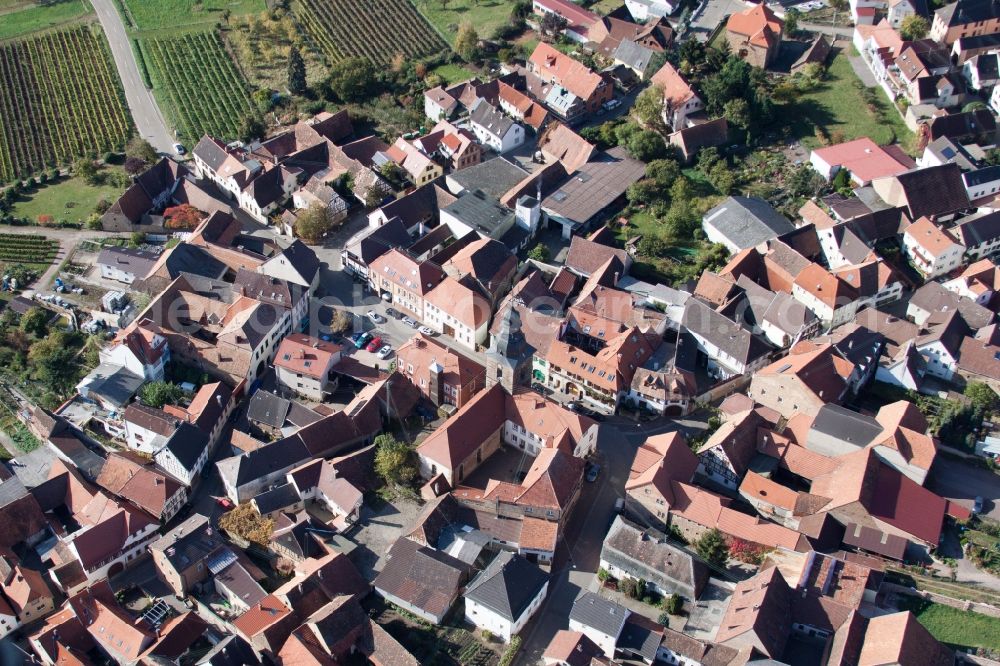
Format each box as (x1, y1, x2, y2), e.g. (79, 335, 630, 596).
(207, 548, 238, 574)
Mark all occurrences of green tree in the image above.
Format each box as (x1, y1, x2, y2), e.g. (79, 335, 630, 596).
(664, 593, 683, 615)
(695, 528, 730, 567)
(900, 14, 929, 40)
(294, 202, 336, 244)
(645, 159, 681, 190)
(29, 332, 80, 396)
(238, 113, 266, 143)
(140, 381, 184, 409)
(784, 7, 801, 35)
(633, 84, 667, 135)
(130, 231, 146, 248)
(627, 130, 669, 162)
(528, 243, 550, 261)
(456, 21, 480, 62)
(723, 98, 751, 130)
(326, 57, 377, 103)
(288, 46, 307, 95)
(374, 433, 418, 488)
(74, 158, 100, 185)
(966, 382, 999, 412)
(19, 307, 49, 338)
(125, 136, 158, 164)
(964, 100, 988, 112)
(626, 179, 659, 206)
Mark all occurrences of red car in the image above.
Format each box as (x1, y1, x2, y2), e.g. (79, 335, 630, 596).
(366, 336, 383, 352)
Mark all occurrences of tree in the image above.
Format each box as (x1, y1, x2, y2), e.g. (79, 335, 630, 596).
(140, 381, 184, 409)
(695, 528, 730, 567)
(74, 158, 100, 185)
(456, 21, 479, 62)
(19, 307, 49, 338)
(664, 593, 683, 615)
(126, 136, 158, 164)
(900, 14, 929, 40)
(129, 231, 146, 248)
(28, 332, 80, 396)
(633, 84, 667, 135)
(964, 100, 988, 112)
(828, 0, 848, 11)
(626, 129, 669, 162)
(723, 98, 751, 130)
(619, 577, 645, 599)
(540, 12, 568, 36)
(287, 46, 307, 95)
(784, 7, 801, 35)
(374, 433, 418, 488)
(163, 204, 203, 230)
(238, 113, 266, 143)
(646, 160, 681, 192)
(219, 502, 275, 546)
(326, 308, 352, 335)
(966, 382, 999, 412)
(326, 57, 377, 103)
(528, 243, 550, 261)
(124, 157, 147, 176)
(294, 202, 336, 244)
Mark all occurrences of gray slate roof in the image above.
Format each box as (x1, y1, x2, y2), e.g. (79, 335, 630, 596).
(443, 189, 514, 236)
(247, 389, 291, 428)
(447, 157, 529, 200)
(600, 516, 709, 598)
(569, 591, 629, 638)
(164, 422, 210, 472)
(464, 551, 548, 622)
(682, 298, 773, 367)
(808, 404, 882, 448)
(703, 196, 796, 251)
(96, 246, 160, 278)
(470, 100, 519, 139)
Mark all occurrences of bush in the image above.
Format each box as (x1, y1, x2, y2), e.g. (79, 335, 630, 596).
(664, 593, 683, 615)
(498, 635, 522, 666)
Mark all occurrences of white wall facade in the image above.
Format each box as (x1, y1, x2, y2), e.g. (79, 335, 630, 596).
(464, 581, 548, 641)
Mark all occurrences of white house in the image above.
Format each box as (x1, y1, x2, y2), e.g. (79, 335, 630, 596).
(258, 240, 321, 294)
(963, 166, 1000, 201)
(901, 216, 966, 278)
(992, 83, 1000, 116)
(469, 99, 525, 154)
(568, 592, 629, 658)
(963, 52, 1000, 91)
(649, 62, 703, 132)
(952, 212, 1000, 261)
(850, 0, 914, 26)
(423, 277, 491, 351)
(625, 0, 678, 20)
(100, 321, 169, 382)
(272, 333, 342, 401)
(96, 247, 159, 285)
(464, 552, 549, 642)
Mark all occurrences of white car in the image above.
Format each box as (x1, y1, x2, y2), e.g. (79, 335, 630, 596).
(366, 310, 385, 324)
(376, 345, 393, 359)
(173, 143, 186, 156)
(418, 326, 435, 336)
(402, 316, 418, 328)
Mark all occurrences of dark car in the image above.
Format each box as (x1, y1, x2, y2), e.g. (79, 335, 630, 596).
(386, 308, 402, 319)
(586, 463, 601, 483)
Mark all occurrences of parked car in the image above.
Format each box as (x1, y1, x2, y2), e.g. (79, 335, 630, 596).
(354, 332, 372, 348)
(602, 99, 621, 111)
(381, 292, 392, 302)
(586, 463, 601, 483)
(386, 308, 402, 319)
(173, 143, 186, 155)
(418, 326, 435, 336)
(376, 345, 393, 359)
(367, 310, 385, 324)
(366, 336, 383, 352)
(402, 316, 418, 328)
(975, 496, 985, 514)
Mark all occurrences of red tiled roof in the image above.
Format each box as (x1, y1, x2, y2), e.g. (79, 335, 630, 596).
(727, 3, 783, 49)
(811, 138, 912, 184)
(529, 42, 605, 100)
(273, 333, 341, 379)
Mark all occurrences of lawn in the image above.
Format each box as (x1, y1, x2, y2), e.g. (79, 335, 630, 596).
(0, 0, 92, 40)
(11, 175, 123, 223)
(898, 597, 1000, 651)
(790, 52, 915, 153)
(119, 0, 264, 30)
(432, 63, 476, 85)
(411, 0, 514, 44)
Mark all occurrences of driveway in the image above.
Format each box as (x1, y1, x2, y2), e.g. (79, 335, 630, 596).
(91, 0, 176, 154)
(928, 455, 1000, 521)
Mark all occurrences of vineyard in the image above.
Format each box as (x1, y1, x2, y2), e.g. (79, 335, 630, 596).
(0, 26, 132, 183)
(0, 235, 58, 264)
(142, 30, 255, 141)
(291, 0, 448, 66)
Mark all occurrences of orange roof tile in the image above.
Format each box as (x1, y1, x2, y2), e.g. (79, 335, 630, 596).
(650, 62, 698, 109)
(904, 216, 963, 258)
(726, 3, 783, 49)
(529, 42, 605, 101)
(273, 333, 341, 379)
(233, 594, 291, 638)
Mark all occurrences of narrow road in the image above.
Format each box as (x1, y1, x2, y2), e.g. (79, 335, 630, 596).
(90, 0, 176, 155)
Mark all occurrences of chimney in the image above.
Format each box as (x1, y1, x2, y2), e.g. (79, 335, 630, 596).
(428, 360, 444, 407)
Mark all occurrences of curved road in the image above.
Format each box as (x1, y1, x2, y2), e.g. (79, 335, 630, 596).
(90, 0, 176, 155)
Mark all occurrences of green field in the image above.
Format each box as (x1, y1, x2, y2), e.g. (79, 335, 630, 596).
(142, 30, 255, 141)
(899, 597, 1000, 651)
(432, 63, 476, 85)
(411, 0, 514, 45)
(119, 0, 265, 30)
(11, 175, 123, 223)
(0, 0, 92, 41)
(790, 52, 914, 152)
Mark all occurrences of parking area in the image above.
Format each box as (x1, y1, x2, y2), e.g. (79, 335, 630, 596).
(347, 495, 424, 580)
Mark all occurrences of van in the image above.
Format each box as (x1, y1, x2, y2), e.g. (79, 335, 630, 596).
(603, 99, 621, 111)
